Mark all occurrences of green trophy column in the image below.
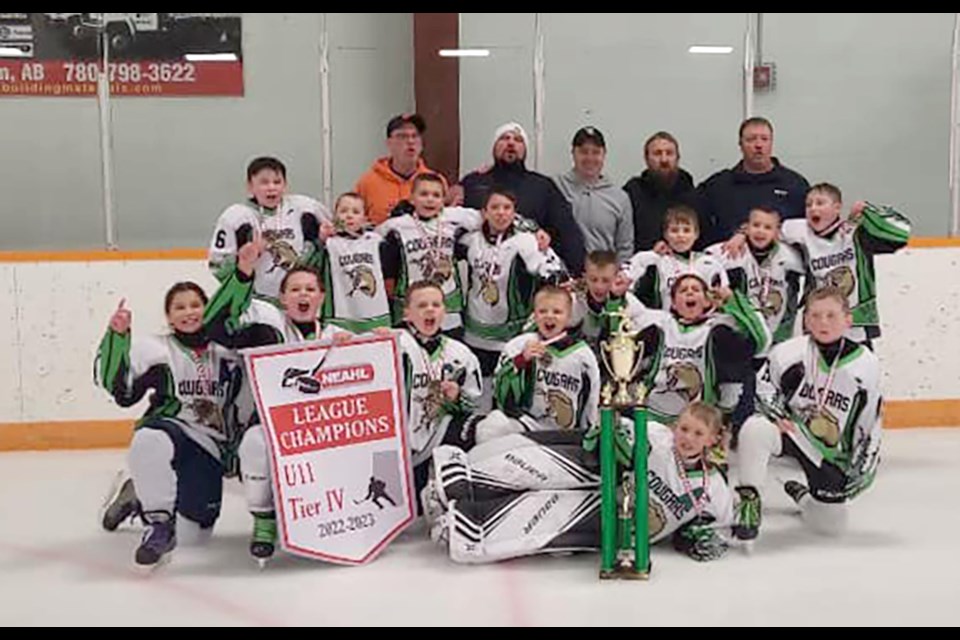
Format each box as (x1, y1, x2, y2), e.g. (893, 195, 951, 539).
(633, 408, 650, 576)
(599, 407, 617, 576)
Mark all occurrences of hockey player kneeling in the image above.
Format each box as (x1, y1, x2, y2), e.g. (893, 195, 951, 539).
(734, 287, 883, 542)
(95, 284, 243, 569)
(423, 403, 734, 564)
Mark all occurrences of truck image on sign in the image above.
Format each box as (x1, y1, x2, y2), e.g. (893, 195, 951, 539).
(0, 13, 35, 58)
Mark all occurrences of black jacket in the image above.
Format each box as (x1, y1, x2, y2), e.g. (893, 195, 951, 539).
(623, 169, 698, 252)
(696, 159, 809, 246)
(462, 162, 586, 275)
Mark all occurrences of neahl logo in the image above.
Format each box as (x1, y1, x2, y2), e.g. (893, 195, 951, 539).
(283, 355, 375, 395)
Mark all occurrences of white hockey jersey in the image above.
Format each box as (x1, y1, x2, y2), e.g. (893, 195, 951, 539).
(646, 422, 735, 543)
(378, 207, 482, 331)
(494, 333, 601, 433)
(759, 335, 882, 494)
(461, 225, 568, 352)
(642, 293, 771, 424)
(710, 241, 804, 346)
(624, 250, 728, 310)
(96, 331, 243, 461)
(781, 204, 910, 341)
(397, 330, 482, 466)
(319, 231, 391, 333)
(208, 195, 331, 302)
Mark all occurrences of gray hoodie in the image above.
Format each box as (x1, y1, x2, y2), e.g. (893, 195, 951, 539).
(554, 170, 634, 264)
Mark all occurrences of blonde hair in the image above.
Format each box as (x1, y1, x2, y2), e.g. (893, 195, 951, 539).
(680, 402, 724, 435)
(805, 286, 851, 314)
(404, 281, 445, 307)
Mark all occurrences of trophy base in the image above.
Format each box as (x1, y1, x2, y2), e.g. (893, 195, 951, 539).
(600, 564, 651, 581)
(600, 550, 651, 581)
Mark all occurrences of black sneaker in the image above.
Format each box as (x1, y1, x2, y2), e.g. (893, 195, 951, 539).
(135, 513, 176, 568)
(101, 471, 141, 532)
(784, 480, 810, 505)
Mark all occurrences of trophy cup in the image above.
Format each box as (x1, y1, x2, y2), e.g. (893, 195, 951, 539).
(599, 309, 646, 408)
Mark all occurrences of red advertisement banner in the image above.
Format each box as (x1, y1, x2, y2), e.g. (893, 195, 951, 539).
(0, 60, 243, 97)
(0, 13, 244, 97)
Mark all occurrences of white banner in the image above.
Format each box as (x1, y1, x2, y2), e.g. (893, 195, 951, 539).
(244, 335, 415, 565)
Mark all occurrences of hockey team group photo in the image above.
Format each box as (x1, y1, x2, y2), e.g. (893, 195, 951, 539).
(2, 12, 958, 629)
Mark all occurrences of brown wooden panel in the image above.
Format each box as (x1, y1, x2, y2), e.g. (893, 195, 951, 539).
(414, 13, 460, 183)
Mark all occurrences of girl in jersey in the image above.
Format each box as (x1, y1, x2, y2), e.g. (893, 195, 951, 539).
(96, 283, 242, 569)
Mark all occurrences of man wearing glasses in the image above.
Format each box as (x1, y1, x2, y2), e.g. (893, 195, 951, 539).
(355, 113, 449, 225)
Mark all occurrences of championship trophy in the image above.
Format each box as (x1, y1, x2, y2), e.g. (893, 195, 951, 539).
(597, 308, 651, 580)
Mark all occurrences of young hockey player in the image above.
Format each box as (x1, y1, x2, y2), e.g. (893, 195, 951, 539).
(395, 281, 483, 498)
(378, 173, 483, 334)
(208, 156, 331, 303)
(637, 274, 771, 426)
(728, 184, 911, 347)
(711, 205, 805, 434)
(714, 206, 804, 348)
(474, 286, 599, 443)
(460, 190, 569, 376)
(569, 250, 650, 349)
(317, 192, 393, 333)
(95, 284, 243, 568)
(734, 287, 883, 541)
(204, 238, 348, 564)
(622, 205, 727, 310)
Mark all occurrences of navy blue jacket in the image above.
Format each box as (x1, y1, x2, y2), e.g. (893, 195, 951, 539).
(623, 169, 699, 252)
(462, 162, 586, 275)
(696, 159, 809, 246)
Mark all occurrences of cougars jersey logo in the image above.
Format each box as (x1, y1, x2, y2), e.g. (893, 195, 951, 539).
(263, 229, 299, 274)
(415, 385, 444, 434)
(821, 266, 855, 297)
(188, 398, 225, 434)
(412, 252, 454, 286)
(480, 275, 500, 306)
(347, 266, 377, 298)
(648, 501, 667, 538)
(542, 389, 575, 430)
(800, 406, 841, 447)
(760, 290, 784, 319)
(665, 362, 704, 402)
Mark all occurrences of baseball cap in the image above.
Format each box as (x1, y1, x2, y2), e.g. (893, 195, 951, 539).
(387, 113, 427, 138)
(572, 126, 606, 148)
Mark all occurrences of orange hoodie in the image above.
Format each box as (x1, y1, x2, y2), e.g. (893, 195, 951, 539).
(354, 157, 447, 226)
